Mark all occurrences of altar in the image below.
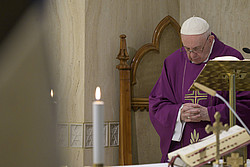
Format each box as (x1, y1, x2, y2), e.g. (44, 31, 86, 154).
(112, 163, 169, 167)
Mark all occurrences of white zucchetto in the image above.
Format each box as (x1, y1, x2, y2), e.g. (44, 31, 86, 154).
(181, 16, 209, 35)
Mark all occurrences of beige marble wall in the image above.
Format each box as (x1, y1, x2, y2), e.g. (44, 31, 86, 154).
(180, 0, 250, 59)
(43, 1, 85, 167)
(44, 0, 180, 166)
(44, 0, 85, 123)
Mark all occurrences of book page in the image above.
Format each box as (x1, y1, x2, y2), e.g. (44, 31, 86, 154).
(168, 125, 250, 166)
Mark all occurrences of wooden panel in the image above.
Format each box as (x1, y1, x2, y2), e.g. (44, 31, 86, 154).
(116, 35, 132, 165)
(133, 24, 181, 99)
(131, 15, 181, 110)
(130, 15, 181, 164)
(117, 15, 181, 165)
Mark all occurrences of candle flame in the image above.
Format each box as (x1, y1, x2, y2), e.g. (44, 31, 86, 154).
(95, 87, 101, 100)
(50, 89, 54, 98)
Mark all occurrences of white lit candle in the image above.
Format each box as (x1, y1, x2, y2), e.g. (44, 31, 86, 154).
(93, 87, 104, 165)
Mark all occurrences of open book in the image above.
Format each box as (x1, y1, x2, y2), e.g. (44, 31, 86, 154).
(168, 125, 250, 167)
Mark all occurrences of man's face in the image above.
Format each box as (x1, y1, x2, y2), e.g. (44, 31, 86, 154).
(181, 34, 211, 64)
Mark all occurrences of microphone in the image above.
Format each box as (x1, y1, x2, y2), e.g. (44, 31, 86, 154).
(194, 82, 250, 135)
(243, 48, 250, 54)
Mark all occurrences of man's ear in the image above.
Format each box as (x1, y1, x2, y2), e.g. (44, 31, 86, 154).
(209, 35, 215, 42)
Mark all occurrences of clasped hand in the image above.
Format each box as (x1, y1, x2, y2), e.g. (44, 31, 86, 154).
(181, 103, 210, 122)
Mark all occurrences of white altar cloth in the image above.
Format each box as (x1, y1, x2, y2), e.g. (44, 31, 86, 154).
(112, 163, 170, 167)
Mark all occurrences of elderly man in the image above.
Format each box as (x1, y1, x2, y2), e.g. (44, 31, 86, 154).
(149, 16, 250, 162)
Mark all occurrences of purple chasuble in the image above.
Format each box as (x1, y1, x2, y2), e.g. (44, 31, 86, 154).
(149, 33, 250, 162)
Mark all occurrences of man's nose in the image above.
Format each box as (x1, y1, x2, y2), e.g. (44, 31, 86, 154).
(189, 51, 196, 57)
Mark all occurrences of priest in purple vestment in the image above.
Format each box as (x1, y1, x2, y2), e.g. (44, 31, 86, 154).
(149, 16, 250, 162)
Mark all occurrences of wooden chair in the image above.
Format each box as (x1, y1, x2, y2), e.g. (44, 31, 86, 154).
(116, 15, 181, 165)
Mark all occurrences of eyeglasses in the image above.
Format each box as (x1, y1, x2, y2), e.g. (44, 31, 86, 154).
(184, 35, 210, 54)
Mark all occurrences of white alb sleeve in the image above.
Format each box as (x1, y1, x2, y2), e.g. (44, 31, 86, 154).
(172, 104, 186, 141)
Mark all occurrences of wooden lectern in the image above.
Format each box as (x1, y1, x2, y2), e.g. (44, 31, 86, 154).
(189, 59, 250, 166)
(189, 59, 250, 126)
